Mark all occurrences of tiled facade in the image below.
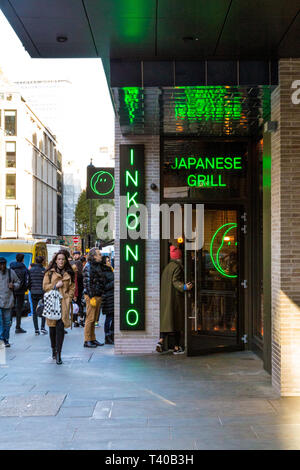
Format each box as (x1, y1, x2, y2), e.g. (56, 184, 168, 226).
(271, 59, 300, 395)
(114, 122, 160, 354)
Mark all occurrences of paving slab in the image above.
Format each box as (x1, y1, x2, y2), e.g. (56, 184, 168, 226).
(0, 393, 66, 417)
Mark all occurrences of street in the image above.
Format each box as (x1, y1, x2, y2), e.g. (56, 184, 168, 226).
(1, 317, 300, 450)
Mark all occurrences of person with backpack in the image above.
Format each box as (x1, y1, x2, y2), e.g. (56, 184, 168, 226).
(10, 253, 30, 334)
(0, 257, 21, 347)
(28, 256, 47, 336)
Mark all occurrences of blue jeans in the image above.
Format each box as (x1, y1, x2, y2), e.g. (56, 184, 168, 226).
(0, 308, 12, 342)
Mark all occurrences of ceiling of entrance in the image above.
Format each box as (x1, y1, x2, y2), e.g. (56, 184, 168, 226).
(0, 0, 299, 59)
(112, 85, 271, 137)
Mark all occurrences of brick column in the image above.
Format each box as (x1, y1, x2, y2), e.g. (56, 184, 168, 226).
(114, 121, 160, 354)
(271, 59, 300, 395)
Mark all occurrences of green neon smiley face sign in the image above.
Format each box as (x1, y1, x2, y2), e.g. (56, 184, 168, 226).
(90, 171, 115, 196)
(210, 223, 238, 278)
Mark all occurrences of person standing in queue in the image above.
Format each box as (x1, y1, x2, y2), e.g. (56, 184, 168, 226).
(83, 247, 105, 348)
(10, 253, 30, 334)
(43, 251, 75, 364)
(0, 257, 20, 348)
(157, 245, 193, 355)
(28, 256, 47, 335)
(71, 251, 84, 327)
(101, 256, 114, 345)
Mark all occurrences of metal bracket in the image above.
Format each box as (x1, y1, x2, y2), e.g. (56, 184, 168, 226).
(241, 212, 247, 222)
(241, 279, 248, 288)
(241, 225, 247, 234)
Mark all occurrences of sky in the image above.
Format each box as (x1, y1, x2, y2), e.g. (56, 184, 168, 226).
(0, 10, 115, 183)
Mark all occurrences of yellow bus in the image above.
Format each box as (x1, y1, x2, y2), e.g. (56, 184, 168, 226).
(0, 239, 48, 268)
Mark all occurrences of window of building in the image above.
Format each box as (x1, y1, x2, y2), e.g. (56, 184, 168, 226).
(6, 142, 16, 168)
(6, 174, 16, 199)
(4, 110, 17, 136)
(5, 205, 16, 231)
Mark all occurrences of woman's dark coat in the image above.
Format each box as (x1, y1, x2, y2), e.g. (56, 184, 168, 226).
(101, 265, 114, 316)
(160, 260, 185, 333)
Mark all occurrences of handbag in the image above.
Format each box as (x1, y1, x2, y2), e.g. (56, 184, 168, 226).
(42, 289, 63, 320)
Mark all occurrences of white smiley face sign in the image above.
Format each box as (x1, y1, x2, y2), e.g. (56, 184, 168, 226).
(90, 170, 115, 197)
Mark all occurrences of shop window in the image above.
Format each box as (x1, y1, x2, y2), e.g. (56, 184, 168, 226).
(6, 174, 16, 199)
(4, 110, 17, 136)
(6, 142, 16, 168)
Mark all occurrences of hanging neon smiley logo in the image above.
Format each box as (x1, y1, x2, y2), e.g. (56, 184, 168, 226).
(90, 171, 115, 196)
(210, 223, 238, 278)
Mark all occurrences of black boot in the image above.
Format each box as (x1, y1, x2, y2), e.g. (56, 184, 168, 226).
(56, 351, 63, 365)
(52, 348, 57, 360)
(105, 335, 114, 345)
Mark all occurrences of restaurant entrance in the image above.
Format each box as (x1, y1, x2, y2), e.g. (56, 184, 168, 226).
(185, 206, 244, 355)
(161, 136, 263, 357)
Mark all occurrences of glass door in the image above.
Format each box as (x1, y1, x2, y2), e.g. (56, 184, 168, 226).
(185, 207, 242, 355)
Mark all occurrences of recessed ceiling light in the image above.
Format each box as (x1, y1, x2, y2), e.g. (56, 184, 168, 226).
(56, 35, 68, 43)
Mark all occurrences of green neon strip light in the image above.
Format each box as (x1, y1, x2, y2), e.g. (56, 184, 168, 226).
(130, 266, 134, 282)
(130, 148, 134, 165)
(210, 223, 238, 279)
(174, 87, 242, 123)
(123, 88, 141, 125)
(126, 309, 139, 326)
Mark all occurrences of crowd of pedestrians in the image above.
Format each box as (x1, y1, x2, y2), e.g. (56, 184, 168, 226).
(0, 247, 114, 365)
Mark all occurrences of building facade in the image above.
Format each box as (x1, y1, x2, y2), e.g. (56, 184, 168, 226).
(15, 79, 78, 235)
(0, 72, 63, 240)
(2, 1, 300, 396)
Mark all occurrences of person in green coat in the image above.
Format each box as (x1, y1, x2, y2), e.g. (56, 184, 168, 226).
(157, 245, 193, 355)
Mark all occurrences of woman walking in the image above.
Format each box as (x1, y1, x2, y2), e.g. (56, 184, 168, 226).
(43, 251, 75, 364)
(101, 256, 114, 345)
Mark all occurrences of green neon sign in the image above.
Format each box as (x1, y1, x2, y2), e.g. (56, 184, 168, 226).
(120, 145, 145, 330)
(170, 155, 243, 188)
(126, 309, 139, 326)
(210, 223, 238, 278)
(90, 170, 115, 196)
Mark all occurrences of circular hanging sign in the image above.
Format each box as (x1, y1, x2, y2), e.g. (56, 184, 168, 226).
(90, 170, 115, 196)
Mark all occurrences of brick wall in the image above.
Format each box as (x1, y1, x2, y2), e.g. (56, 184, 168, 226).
(271, 59, 300, 395)
(114, 121, 160, 354)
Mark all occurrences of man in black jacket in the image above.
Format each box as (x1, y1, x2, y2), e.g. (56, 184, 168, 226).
(10, 253, 30, 333)
(29, 256, 47, 335)
(83, 247, 106, 348)
(101, 257, 114, 345)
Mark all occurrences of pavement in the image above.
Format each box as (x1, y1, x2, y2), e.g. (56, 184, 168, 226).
(1, 317, 300, 450)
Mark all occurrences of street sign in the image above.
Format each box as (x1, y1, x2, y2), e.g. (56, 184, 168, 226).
(73, 236, 80, 244)
(86, 167, 115, 199)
